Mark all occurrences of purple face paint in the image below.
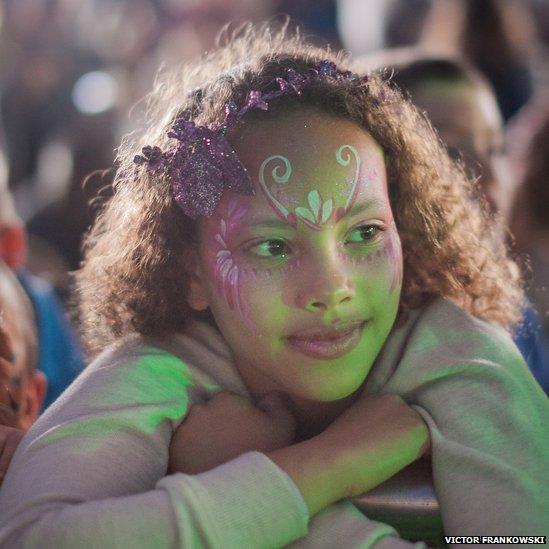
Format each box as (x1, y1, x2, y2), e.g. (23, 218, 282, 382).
(193, 111, 404, 403)
(385, 229, 403, 294)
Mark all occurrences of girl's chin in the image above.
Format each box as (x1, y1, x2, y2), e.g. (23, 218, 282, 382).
(280, 374, 369, 403)
(288, 357, 375, 399)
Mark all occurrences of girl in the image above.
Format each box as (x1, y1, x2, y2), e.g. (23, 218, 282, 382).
(0, 27, 547, 548)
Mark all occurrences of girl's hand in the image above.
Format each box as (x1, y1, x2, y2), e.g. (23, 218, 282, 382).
(0, 425, 24, 485)
(317, 393, 430, 499)
(267, 393, 429, 516)
(168, 391, 296, 475)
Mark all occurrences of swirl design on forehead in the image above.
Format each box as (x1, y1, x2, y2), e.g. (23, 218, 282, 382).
(336, 145, 361, 211)
(259, 155, 294, 222)
(258, 145, 361, 230)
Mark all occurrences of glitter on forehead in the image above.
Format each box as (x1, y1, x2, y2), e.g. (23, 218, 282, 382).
(257, 144, 361, 229)
(134, 61, 370, 220)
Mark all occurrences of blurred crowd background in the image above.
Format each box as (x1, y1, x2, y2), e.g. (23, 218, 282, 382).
(0, 0, 548, 356)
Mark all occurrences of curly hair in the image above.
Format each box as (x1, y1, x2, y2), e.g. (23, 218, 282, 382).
(76, 23, 524, 356)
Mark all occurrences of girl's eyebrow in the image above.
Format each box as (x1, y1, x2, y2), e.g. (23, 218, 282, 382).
(248, 198, 388, 230)
(249, 219, 295, 230)
(344, 197, 388, 218)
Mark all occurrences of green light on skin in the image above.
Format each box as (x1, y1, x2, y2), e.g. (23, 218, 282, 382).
(192, 110, 403, 414)
(258, 145, 361, 229)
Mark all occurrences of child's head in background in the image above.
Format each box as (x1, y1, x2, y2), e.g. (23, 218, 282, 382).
(77, 27, 523, 402)
(383, 56, 517, 223)
(0, 261, 46, 429)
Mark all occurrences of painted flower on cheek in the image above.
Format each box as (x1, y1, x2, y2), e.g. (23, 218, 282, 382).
(213, 199, 257, 332)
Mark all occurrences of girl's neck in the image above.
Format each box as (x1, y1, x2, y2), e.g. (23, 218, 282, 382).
(233, 356, 364, 440)
(236, 364, 362, 440)
(289, 390, 361, 441)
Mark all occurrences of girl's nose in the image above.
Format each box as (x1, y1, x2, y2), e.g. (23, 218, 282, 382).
(297, 265, 356, 313)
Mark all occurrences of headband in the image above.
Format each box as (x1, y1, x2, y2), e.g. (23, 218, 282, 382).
(134, 60, 367, 219)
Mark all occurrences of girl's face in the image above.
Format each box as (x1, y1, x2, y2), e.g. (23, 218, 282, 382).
(189, 109, 402, 401)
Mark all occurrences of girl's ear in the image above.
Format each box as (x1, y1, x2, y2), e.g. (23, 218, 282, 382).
(186, 261, 210, 312)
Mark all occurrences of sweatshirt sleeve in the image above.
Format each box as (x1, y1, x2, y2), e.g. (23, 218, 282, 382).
(0, 344, 308, 549)
(289, 500, 427, 548)
(379, 300, 549, 540)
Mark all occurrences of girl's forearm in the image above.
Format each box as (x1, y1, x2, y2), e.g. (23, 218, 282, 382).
(267, 395, 429, 517)
(267, 436, 347, 517)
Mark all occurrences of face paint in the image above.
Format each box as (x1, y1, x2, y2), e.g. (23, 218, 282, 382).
(192, 110, 403, 403)
(336, 221, 402, 296)
(258, 145, 363, 229)
(213, 199, 256, 332)
(385, 228, 403, 294)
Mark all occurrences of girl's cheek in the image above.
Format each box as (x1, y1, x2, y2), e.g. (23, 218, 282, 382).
(203, 201, 258, 333)
(203, 198, 293, 335)
(209, 252, 254, 333)
(209, 246, 291, 334)
(336, 228, 403, 296)
(386, 229, 403, 295)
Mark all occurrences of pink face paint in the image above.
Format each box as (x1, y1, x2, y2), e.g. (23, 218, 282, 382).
(194, 112, 404, 405)
(212, 192, 306, 335)
(338, 228, 402, 294)
(385, 228, 403, 294)
(213, 199, 257, 333)
(335, 202, 402, 296)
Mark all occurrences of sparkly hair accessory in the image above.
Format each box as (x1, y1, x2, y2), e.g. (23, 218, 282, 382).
(134, 60, 366, 219)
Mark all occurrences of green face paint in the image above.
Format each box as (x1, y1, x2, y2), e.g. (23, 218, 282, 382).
(258, 144, 362, 229)
(193, 110, 402, 402)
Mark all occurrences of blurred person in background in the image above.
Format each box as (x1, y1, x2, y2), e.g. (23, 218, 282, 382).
(381, 54, 518, 219)
(0, 0, 117, 278)
(420, 0, 537, 120)
(0, 151, 84, 409)
(358, 52, 549, 393)
(508, 100, 549, 344)
(340, 0, 541, 121)
(0, 260, 47, 485)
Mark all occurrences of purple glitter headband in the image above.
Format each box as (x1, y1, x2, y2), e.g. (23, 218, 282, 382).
(134, 60, 366, 219)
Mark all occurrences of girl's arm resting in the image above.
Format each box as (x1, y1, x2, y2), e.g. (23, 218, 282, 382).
(158, 452, 309, 548)
(289, 500, 427, 548)
(0, 348, 309, 549)
(382, 301, 549, 537)
(268, 394, 431, 548)
(167, 389, 430, 547)
(267, 437, 345, 517)
(0, 453, 308, 549)
(268, 394, 429, 517)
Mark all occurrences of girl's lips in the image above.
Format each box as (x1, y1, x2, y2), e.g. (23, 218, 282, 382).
(286, 321, 366, 360)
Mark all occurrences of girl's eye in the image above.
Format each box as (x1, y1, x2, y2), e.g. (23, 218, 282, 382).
(247, 239, 289, 258)
(345, 224, 382, 244)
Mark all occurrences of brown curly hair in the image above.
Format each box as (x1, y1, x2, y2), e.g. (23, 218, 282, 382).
(76, 24, 524, 356)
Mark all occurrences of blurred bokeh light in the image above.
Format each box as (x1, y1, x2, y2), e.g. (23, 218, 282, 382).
(72, 71, 118, 115)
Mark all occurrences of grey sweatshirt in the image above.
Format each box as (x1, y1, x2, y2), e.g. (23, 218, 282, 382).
(0, 298, 547, 548)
